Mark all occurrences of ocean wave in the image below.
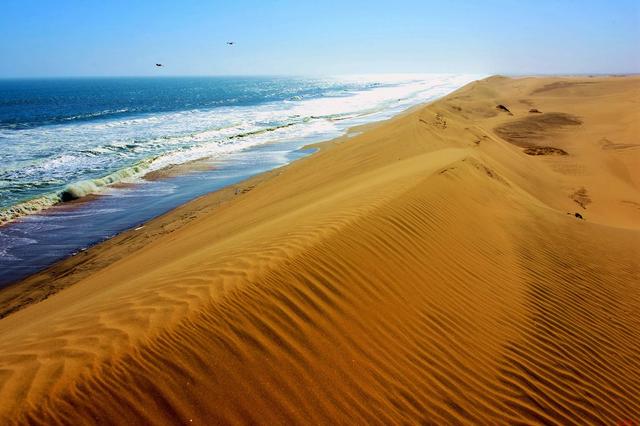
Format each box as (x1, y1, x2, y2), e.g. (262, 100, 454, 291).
(0, 108, 133, 130)
(0, 116, 330, 225)
(61, 109, 131, 122)
(0, 158, 155, 226)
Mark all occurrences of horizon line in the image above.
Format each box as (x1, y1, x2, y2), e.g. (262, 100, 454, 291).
(1, 71, 639, 80)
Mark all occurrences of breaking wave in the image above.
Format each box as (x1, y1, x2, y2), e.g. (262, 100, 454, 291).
(0, 159, 155, 225)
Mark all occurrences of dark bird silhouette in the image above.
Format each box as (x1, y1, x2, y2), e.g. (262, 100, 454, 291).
(155, 63, 163, 67)
(226, 42, 235, 46)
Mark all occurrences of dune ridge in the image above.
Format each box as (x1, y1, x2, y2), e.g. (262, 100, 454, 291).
(0, 75, 638, 424)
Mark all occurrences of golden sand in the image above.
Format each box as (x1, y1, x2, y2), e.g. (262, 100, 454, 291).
(0, 75, 638, 424)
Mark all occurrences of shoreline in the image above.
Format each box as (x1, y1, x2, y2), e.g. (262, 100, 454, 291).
(0, 74, 478, 228)
(0, 107, 406, 318)
(0, 76, 480, 288)
(0, 166, 276, 317)
(0, 75, 639, 423)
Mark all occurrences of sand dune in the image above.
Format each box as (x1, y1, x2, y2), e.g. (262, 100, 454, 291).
(0, 75, 639, 424)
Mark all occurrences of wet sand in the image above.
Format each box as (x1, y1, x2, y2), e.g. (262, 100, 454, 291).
(0, 75, 639, 424)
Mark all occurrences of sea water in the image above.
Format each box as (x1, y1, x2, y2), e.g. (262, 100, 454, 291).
(0, 74, 478, 286)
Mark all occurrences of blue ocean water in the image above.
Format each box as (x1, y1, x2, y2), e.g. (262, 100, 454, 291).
(0, 76, 398, 212)
(1, 76, 361, 129)
(0, 74, 478, 285)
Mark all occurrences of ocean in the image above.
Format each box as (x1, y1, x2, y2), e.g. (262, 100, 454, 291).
(0, 74, 477, 285)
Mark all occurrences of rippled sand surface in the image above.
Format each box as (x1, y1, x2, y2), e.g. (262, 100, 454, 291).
(1, 75, 638, 425)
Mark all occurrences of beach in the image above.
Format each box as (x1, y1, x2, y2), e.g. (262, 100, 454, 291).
(0, 75, 475, 286)
(0, 75, 639, 423)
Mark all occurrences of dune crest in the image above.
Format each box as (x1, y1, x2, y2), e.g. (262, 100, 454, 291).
(0, 76, 639, 424)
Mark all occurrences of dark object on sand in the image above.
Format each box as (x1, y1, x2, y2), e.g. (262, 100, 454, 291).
(155, 63, 163, 67)
(523, 146, 568, 156)
(574, 212, 584, 219)
(529, 108, 541, 113)
(496, 104, 512, 114)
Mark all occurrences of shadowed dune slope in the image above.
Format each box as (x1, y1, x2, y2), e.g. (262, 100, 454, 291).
(0, 76, 639, 424)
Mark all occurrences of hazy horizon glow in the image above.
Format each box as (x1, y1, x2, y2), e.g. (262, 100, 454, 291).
(1, 0, 639, 78)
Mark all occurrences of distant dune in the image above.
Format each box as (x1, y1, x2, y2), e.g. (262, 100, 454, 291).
(0, 75, 638, 424)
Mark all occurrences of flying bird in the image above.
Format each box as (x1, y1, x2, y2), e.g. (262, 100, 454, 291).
(226, 42, 235, 46)
(155, 63, 163, 67)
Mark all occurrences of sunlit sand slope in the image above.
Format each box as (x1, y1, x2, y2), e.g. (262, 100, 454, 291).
(0, 75, 638, 425)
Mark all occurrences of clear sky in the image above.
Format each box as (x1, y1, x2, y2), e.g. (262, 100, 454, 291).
(1, 0, 638, 77)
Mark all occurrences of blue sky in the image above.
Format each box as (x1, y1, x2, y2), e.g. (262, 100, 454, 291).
(1, 0, 638, 77)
